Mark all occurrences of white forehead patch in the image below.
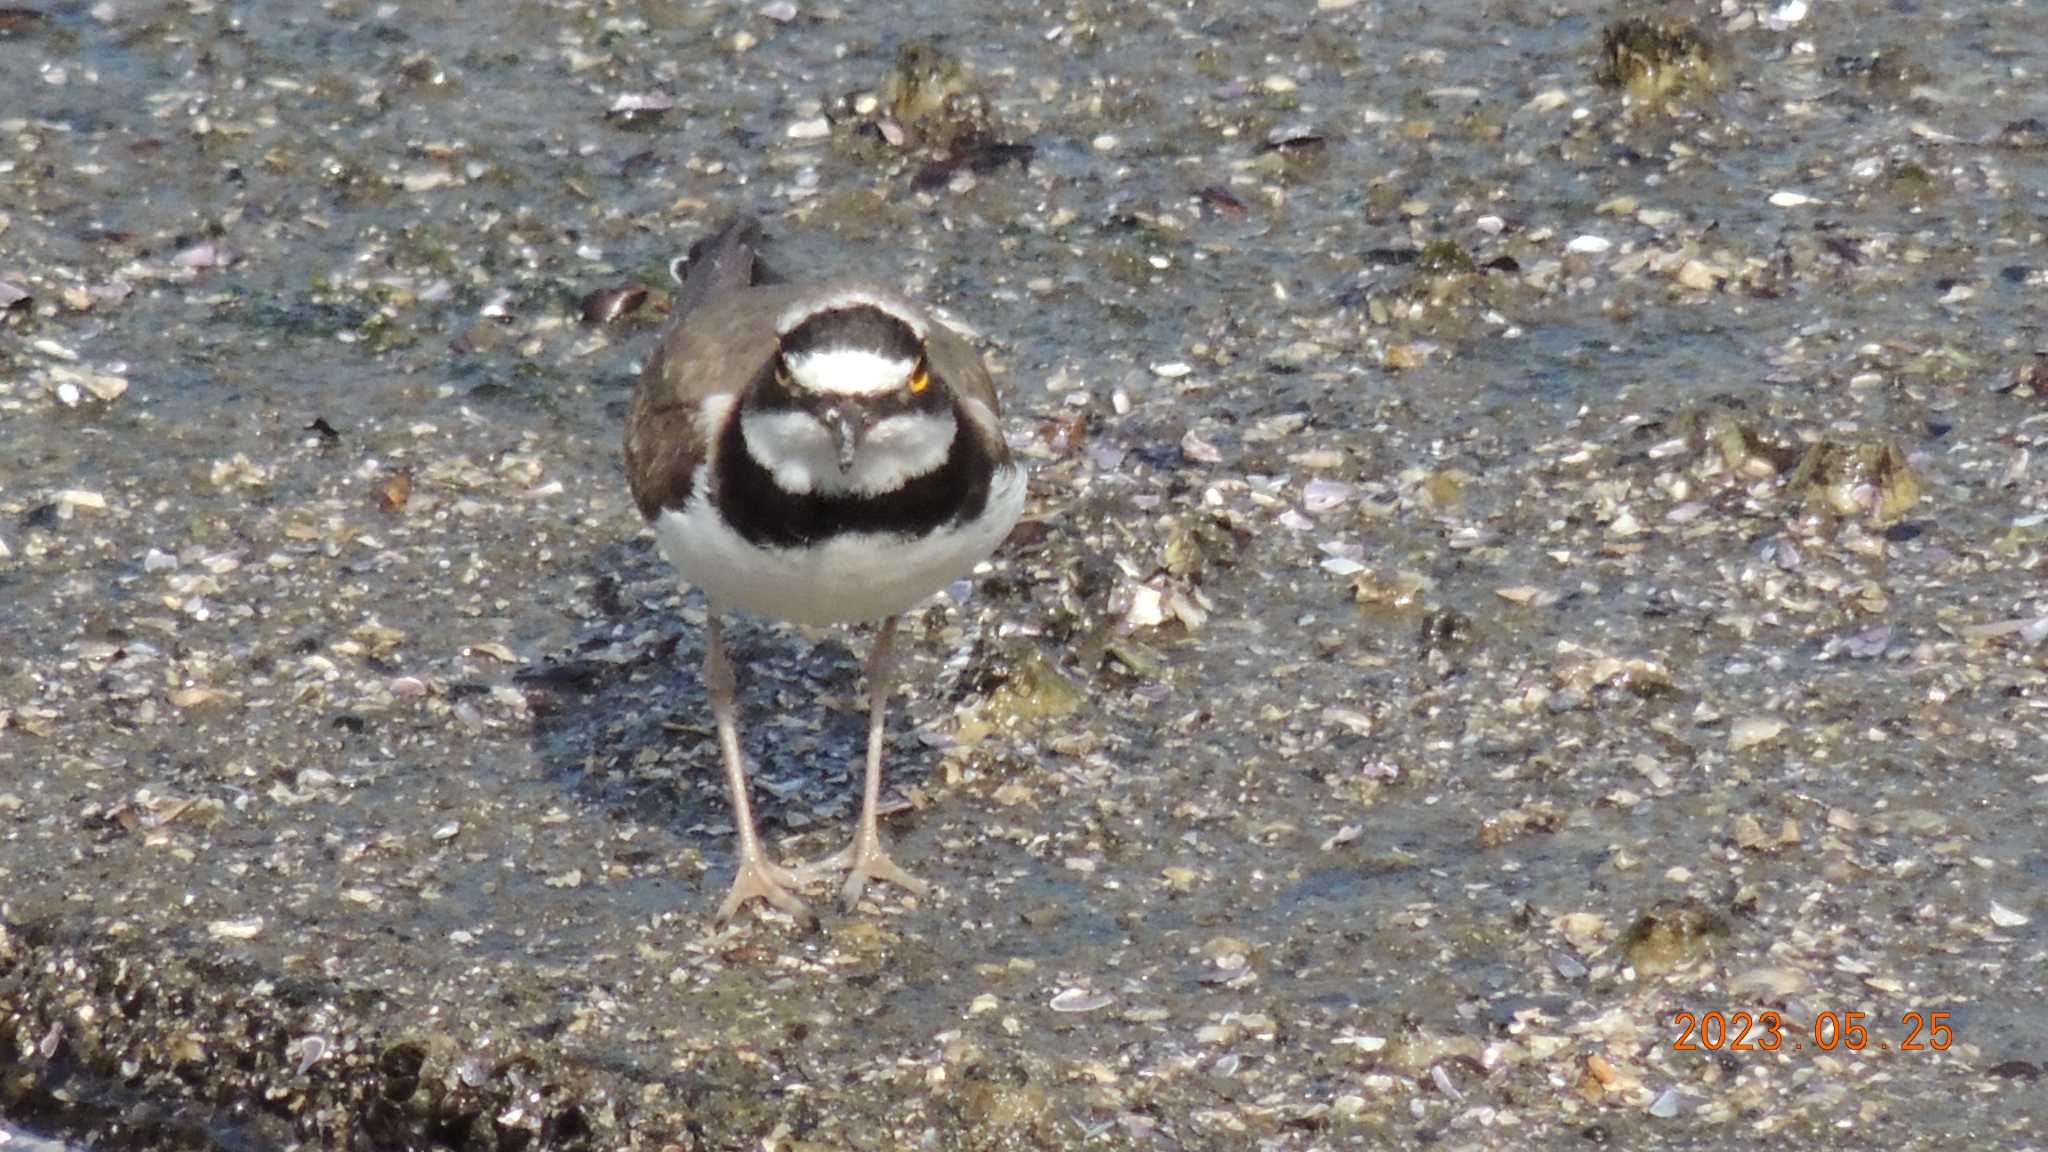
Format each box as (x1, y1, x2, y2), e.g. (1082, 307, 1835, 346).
(784, 347, 917, 397)
(776, 289, 927, 339)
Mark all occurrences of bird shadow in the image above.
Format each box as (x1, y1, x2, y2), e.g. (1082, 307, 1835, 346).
(518, 537, 883, 866)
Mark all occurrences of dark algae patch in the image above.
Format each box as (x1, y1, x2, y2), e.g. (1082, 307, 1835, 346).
(0, 920, 614, 1151)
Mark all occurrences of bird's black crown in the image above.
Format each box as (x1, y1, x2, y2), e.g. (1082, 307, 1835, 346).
(778, 304, 925, 362)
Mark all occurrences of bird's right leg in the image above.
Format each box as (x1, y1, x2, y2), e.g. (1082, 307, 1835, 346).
(704, 611, 814, 926)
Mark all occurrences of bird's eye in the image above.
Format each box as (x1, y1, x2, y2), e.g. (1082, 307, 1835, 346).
(907, 362, 930, 394)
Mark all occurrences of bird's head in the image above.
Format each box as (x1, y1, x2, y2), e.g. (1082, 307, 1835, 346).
(739, 292, 959, 496)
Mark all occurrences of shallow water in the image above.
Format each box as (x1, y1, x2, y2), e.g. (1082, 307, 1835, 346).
(3, 0, 2046, 1147)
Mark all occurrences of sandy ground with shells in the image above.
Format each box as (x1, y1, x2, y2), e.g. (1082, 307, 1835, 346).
(3, 0, 2045, 1148)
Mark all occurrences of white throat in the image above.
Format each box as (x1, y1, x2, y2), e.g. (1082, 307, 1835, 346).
(784, 348, 916, 397)
(852, 411, 958, 495)
(739, 408, 958, 497)
(740, 410, 836, 494)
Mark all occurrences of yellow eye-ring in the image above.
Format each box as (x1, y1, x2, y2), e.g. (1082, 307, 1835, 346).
(907, 362, 930, 394)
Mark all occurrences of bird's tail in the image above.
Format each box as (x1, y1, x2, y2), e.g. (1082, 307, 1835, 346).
(669, 212, 779, 315)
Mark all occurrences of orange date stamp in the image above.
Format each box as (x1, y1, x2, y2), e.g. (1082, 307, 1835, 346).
(1671, 1010, 1954, 1054)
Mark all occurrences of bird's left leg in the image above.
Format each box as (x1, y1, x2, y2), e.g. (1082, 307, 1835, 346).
(789, 615, 930, 909)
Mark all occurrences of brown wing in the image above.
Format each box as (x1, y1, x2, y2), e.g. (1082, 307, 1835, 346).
(921, 314, 1004, 421)
(623, 216, 799, 521)
(917, 308, 1014, 480)
(625, 290, 793, 521)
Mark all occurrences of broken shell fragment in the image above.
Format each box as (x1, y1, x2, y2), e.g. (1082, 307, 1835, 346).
(1048, 988, 1114, 1013)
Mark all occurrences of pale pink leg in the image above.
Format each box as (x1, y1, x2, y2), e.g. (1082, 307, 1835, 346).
(704, 611, 814, 926)
(793, 617, 930, 909)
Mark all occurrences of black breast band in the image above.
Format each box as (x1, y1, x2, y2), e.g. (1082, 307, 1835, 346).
(712, 405, 996, 548)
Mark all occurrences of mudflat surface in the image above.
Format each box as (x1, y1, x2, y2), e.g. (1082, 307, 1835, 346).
(2, 1, 2045, 1148)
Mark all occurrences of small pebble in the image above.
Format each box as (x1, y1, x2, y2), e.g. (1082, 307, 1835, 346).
(1302, 479, 1354, 514)
(1049, 988, 1113, 1013)
(1729, 716, 1786, 751)
(1765, 0, 1809, 30)
(1989, 902, 2030, 928)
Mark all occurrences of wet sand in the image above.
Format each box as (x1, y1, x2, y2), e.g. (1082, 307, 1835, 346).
(2, 1, 2044, 1147)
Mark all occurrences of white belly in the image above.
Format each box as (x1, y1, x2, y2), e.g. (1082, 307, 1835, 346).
(653, 464, 1026, 624)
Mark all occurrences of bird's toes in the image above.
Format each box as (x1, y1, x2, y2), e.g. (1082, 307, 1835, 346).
(840, 847, 930, 911)
(718, 856, 817, 928)
(783, 843, 856, 884)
